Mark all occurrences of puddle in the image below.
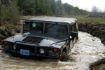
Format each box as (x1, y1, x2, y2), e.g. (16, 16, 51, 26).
(0, 32, 105, 70)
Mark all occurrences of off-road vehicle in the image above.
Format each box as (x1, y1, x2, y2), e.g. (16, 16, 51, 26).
(2, 16, 78, 60)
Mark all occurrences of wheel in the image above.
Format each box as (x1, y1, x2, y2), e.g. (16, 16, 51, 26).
(60, 51, 69, 61)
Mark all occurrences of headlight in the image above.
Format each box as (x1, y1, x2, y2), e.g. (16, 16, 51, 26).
(40, 48, 44, 54)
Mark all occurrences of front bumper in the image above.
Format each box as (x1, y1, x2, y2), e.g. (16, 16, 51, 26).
(6, 50, 60, 59)
(2, 42, 60, 59)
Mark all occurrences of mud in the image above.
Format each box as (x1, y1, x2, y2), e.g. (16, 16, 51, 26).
(89, 58, 105, 70)
(0, 32, 105, 70)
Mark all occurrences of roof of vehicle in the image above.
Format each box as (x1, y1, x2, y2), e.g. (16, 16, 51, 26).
(22, 16, 77, 24)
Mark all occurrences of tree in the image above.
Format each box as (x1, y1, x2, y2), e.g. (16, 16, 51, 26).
(17, 0, 36, 15)
(0, 0, 19, 20)
(63, 3, 87, 16)
(54, 0, 63, 16)
(92, 6, 99, 13)
(0, 0, 88, 19)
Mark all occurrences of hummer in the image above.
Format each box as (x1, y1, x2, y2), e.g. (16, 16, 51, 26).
(2, 16, 78, 60)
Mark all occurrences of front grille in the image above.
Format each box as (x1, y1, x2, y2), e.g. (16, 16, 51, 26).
(22, 36, 43, 44)
(10, 43, 58, 57)
(37, 47, 48, 55)
(15, 44, 49, 56)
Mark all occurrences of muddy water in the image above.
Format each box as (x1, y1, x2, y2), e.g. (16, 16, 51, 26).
(0, 32, 105, 70)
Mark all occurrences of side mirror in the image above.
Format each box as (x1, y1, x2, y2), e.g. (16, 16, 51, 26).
(70, 32, 78, 40)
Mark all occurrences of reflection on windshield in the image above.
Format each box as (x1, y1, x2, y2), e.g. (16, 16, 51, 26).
(30, 22, 43, 33)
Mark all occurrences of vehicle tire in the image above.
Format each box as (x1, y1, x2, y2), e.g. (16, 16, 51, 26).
(60, 51, 69, 61)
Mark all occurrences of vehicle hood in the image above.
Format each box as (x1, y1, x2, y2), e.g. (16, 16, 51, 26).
(4, 34, 65, 48)
(39, 38, 65, 48)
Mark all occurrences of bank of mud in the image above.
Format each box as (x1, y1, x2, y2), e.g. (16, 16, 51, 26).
(0, 23, 20, 44)
(78, 23, 105, 45)
(89, 58, 105, 70)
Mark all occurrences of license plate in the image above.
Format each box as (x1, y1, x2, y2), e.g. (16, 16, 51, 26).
(20, 49, 30, 56)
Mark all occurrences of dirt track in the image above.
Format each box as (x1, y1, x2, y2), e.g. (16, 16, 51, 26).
(0, 32, 105, 70)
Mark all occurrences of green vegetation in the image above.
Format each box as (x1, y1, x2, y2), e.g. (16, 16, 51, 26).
(0, 0, 20, 20)
(17, 0, 87, 16)
(0, 0, 105, 24)
(63, 3, 88, 16)
(0, 0, 88, 21)
(76, 16, 105, 24)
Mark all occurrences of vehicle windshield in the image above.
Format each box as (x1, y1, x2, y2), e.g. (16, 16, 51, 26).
(45, 23, 68, 38)
(23, 21, 69, 39)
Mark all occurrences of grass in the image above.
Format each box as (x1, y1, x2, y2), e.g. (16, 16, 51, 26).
(76, 16, 105, 24)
